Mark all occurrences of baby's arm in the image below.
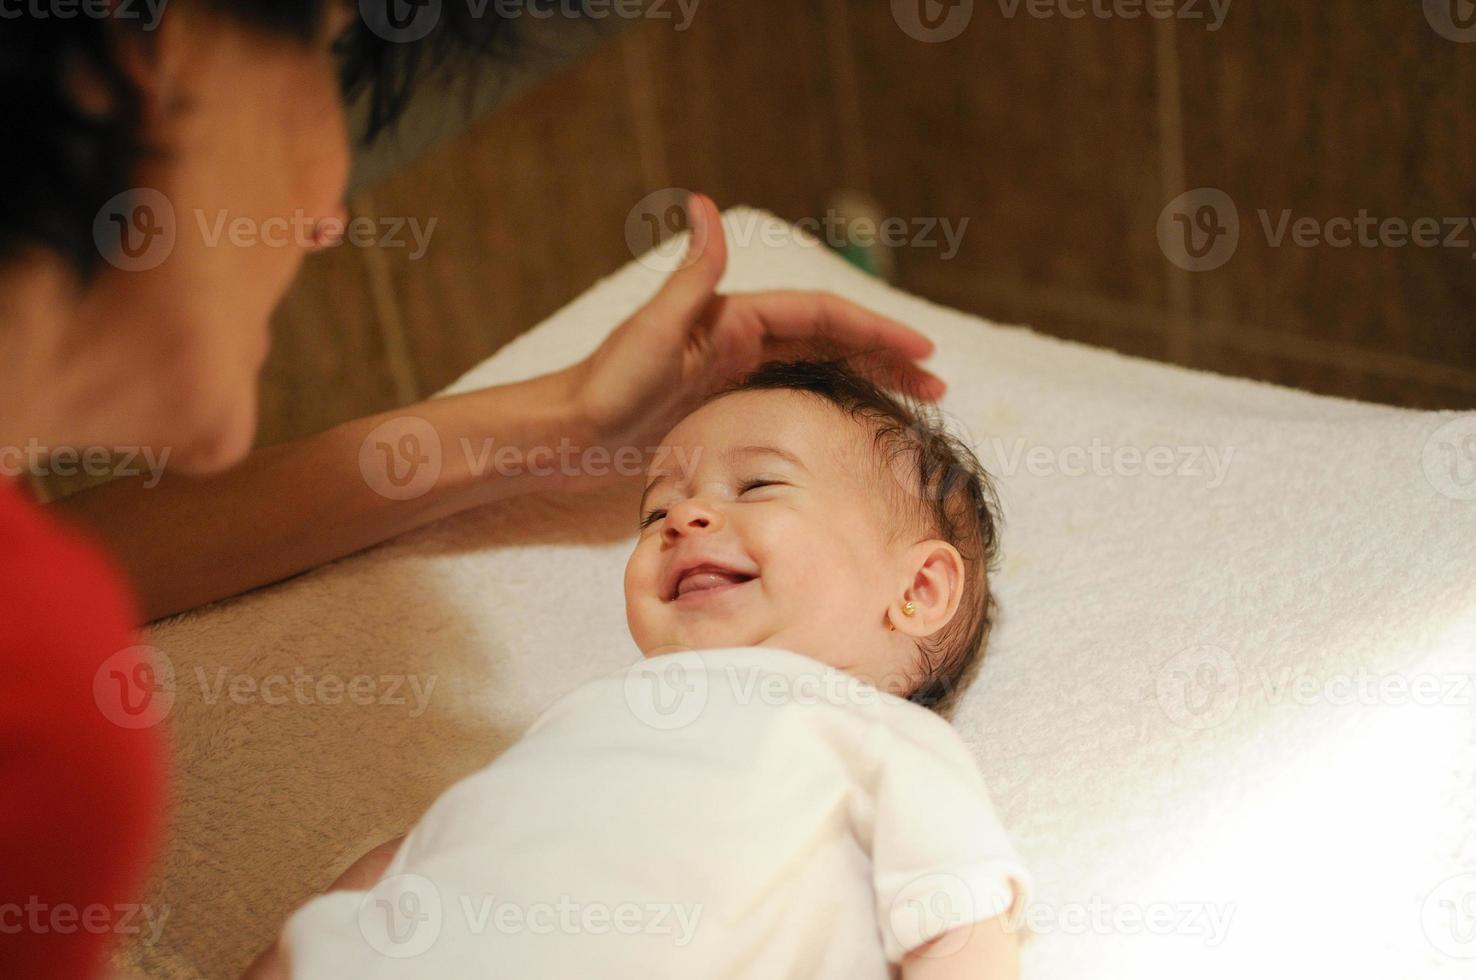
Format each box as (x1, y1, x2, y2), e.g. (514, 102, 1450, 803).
(902, 915, 1020, 980)
(239, 836, 405, 980)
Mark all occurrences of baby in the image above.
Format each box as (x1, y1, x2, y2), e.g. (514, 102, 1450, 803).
(256, 358, 1030, 979)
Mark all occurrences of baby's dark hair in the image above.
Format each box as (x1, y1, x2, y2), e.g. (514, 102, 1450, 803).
(716, 357, 1002, 714)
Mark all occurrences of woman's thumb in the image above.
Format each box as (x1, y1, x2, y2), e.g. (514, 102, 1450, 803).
(644, 193, 728, 326)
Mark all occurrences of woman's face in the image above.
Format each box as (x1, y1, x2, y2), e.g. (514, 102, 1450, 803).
(72, 4, 353, 472)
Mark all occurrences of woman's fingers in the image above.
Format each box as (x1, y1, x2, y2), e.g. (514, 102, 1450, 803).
(732, 290, 945, 399)
(743, 290, 936, 359)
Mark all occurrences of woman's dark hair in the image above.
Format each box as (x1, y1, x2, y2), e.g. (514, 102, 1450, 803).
(717, 358, 1004, 714)
(0, 0, 527, 279)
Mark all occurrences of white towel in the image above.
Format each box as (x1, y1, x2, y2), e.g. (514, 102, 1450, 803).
(119, 209, 1476, 979)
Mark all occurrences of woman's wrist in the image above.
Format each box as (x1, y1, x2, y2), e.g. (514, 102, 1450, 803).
(414, 367, 617, 509)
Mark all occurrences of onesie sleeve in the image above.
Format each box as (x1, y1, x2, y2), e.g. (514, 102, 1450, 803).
(858, 698, 1033, 964)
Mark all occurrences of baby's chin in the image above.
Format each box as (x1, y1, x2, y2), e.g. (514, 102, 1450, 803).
(633, 620, 774, 658)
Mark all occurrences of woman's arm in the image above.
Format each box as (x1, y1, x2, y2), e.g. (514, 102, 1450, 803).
(57, 195, 943, 622)
(55, 372, 585, 622)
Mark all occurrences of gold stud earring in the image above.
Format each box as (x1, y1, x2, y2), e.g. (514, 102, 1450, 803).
(887, 599, 916, 632)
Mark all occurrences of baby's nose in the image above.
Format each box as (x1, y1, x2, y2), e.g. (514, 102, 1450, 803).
(662, 498, 725, 537)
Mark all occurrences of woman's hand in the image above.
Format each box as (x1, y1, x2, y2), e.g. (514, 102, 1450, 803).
(557, 194, 946, 459)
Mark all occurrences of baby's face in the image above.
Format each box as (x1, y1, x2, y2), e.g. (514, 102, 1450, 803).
(624, 390, 921, 694)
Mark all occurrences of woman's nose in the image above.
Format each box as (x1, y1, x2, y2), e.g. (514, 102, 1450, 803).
(662, 498, 725, 539)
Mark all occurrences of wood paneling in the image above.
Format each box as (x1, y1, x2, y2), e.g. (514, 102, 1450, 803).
(1176, 2, 1476, 375)
(243, 0, 1476, 470)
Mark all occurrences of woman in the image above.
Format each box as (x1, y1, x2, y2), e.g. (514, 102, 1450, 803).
(0, 3, 942, 977)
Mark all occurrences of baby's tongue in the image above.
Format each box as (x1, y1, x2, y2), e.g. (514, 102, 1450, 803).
(678, 571, 748, 596)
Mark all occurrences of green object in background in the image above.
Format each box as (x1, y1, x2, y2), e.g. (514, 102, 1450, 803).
(824, 190, 897, 283)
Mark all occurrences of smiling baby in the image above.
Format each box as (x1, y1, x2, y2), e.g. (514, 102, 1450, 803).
(265, 359, 1030, 979)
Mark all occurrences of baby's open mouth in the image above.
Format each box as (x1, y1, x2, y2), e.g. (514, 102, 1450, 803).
(670, 565, 757, 601)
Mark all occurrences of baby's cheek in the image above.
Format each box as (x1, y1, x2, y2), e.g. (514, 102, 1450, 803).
(782, 532, 868, 611)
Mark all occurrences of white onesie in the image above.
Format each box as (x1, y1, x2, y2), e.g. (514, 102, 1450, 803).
(281, 646, 1031, 978)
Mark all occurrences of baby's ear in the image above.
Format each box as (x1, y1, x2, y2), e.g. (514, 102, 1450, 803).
(891, 540, 966, 638)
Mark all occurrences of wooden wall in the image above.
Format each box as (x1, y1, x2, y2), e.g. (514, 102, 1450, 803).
(258, 0, 1476, 452)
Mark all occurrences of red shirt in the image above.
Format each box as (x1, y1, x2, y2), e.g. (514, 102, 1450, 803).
(0, 478, 167, 979)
